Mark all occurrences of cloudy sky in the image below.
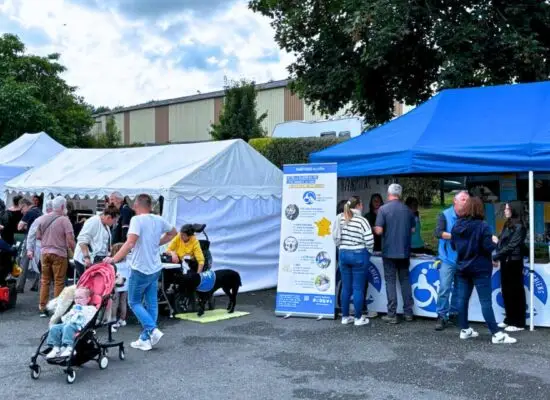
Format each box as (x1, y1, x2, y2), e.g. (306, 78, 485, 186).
(0, 0, 292, 108)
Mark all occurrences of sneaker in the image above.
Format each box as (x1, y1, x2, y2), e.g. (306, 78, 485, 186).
(435, 317, 447, 331)
(492, 331, 517, 344)
(354, 316, 370, 326)
(131, 338, 152, 351)
(504, 326, 525, 332)
(39, 310, 48, 318)
(117, 320, 127, 327)
(46, 346, 60, 359)
(111, 325, 118, 334)
(498, 322, 508, 329)
(382, 315, 399, 324)
(404, 315, 414, 322)
(341, 316, 354, 325)
(459, 328, 479, 340)
(150, 328, 164, 346)
(59, 346, 73, 358)
(365, 311, 378, 319)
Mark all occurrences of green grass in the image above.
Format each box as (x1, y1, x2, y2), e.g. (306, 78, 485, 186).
(419, 194, 453, 252)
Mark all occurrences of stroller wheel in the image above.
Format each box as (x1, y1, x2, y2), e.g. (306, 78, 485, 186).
(119, 348, 125, 361)
(30, 365, 41, 380)
(66, 370, 76, 384)
(98, 356, 109, 370)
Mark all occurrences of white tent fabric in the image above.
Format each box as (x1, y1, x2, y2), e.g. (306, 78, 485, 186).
(0, 132, 65, 199)
(5, 139, 283, 292)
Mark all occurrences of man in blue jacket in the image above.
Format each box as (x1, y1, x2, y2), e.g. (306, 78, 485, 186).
(434, 191, 469, 330)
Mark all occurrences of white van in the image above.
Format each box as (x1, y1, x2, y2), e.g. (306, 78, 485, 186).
(271, 117, 364, 139)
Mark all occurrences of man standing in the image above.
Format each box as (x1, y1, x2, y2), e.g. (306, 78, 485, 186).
(434, 190, 470, 331)
(16, 198, 43, 293)
(109, 192, 134, 244)
(375, 184, 416, 324)
(104, 194, 177, 351)
(36, 196, 75, 317)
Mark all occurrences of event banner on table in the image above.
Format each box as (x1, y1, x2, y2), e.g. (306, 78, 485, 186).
(275, 163, 337, 319)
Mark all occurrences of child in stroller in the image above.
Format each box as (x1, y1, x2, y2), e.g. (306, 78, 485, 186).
(29, 262, 125, 384)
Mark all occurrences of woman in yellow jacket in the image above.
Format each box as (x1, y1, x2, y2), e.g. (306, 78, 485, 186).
(167, 224, 205, 272)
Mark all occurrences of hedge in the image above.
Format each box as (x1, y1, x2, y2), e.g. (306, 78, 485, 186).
(249, 137, 346, 169)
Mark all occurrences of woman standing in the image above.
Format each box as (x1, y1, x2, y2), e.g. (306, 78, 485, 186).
(365, 194, 383, 252)
(336, 196, 374, 326)
(451, 197, 516, 344)
(494, 203, 526, 332)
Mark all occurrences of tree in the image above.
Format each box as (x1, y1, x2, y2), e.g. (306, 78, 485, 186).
(211, 78, 267, 142)
(249, 0, 550, 125)
(82, 115, 123, 148)
(0, 33, 94, 146)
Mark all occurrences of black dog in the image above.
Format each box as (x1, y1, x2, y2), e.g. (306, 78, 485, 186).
(176, 269, 242, 317)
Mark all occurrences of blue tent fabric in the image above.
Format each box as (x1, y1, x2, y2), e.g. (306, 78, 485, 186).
(310, 81, 550, 177)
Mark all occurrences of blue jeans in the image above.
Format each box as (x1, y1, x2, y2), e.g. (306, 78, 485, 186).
(456, 269, 498, 334)
(436, 261, 459, 319)
(128, 269, 161, 341)
(339, 249, 368, 319)
(47, 323, 79, 347)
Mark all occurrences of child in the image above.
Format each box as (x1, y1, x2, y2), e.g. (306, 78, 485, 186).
(46, 287, 96, 358)
(110, 242, 130, 332)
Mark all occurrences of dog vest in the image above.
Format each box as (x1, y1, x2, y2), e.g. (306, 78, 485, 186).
(197, 271, 216, 292)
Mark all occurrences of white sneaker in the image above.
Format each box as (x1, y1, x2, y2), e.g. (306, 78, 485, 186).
(131, 338, 152, 351)
(504, 326, 525, 332)
(354, 316, 370, 326)
(46, 346, 60, 359)
(150, 328, 164, 346)
(117, 320, 127, 327)
(59, 346, 73, 358)
(492, 331, 517, 344)
(111, 325, 118, 334)
(459, 328, 479, 340)
(498, 322, 508, 329)
(341, 316, 354, 325)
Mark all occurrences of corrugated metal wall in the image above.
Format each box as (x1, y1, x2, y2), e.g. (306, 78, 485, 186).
(168, 99, 215, 142)
(113, 113, 125, 142)
(129, 109, 155, 144)
(256, 88, 285, 136)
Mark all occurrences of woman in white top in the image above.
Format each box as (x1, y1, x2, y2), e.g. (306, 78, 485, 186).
(74, 206, 119, 272)
(334, 196, 374, 326)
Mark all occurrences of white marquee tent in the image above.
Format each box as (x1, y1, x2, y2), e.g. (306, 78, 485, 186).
(0, 132, 65, 200)
(5, 139, 283, 292)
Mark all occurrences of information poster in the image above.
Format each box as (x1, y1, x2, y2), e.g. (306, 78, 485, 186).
(275, 163, 337, 319)
(499, 175, 517, 202)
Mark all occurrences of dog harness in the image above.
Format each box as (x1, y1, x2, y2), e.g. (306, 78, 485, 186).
(197, 271, 216, 292)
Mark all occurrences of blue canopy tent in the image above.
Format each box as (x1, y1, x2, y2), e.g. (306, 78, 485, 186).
(310, 81, 550, 331)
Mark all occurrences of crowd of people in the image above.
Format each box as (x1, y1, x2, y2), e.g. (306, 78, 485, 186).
(334, 183, 525, 344)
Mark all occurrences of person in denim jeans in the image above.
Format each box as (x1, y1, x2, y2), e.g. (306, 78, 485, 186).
(104, 194, 177, 351)
(434, 191, 469, 331)
(335, 196, 374, 326)
(451, 197, 516, 344)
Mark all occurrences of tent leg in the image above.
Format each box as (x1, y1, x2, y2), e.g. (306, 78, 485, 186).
(529, 171, 535, 332)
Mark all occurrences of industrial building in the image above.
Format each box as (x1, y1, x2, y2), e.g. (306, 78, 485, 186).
(91, 79, 404, 145)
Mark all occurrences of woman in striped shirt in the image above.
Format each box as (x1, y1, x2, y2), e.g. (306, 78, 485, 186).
(337, 196, 374, 326)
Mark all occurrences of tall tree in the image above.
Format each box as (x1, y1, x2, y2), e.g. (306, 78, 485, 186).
(0, 33, 94, 146)
(211, 78, 267, 141)
(250, 0, 550, 125)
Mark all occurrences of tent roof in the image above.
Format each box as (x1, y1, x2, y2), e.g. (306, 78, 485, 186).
(0, 132, 65, 169)
(5, 139, 283, 200)
(310, 81, 550, 177)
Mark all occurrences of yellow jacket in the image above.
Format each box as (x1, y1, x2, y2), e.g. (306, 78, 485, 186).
(167, 235, 205, 265)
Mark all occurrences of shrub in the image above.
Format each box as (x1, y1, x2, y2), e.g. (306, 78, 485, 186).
(249, 137, 345, 169)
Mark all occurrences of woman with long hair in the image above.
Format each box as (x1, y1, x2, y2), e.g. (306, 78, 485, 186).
(365, 193, 383, 252)
(494, 203, 527, 332)
(335, 196, 374, 326)
(451, 197, 516, 344)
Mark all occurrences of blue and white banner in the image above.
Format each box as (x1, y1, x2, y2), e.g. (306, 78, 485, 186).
(275, 163, 337, 319)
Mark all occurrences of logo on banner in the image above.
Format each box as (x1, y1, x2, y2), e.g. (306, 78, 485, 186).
(491, 267, 548, 318)
(303, 191, 317, 204)
(314, 217, 332, 237)
(366, 262, 382, 305)
(283, 236, 299, 252)
(315, 251, 331, 269)
(410, 262, 440, 312)
(285, 204, 300, 220)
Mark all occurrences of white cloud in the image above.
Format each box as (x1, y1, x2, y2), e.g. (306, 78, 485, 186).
(0, 0, 293, 107)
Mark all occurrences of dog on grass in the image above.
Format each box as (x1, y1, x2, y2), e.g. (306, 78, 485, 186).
(175, 269, 242, 317)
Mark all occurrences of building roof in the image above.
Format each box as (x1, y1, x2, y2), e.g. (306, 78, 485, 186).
(93, 79, 290, 117)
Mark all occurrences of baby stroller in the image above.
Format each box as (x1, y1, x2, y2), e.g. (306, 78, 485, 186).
(29, 263, 125, 384)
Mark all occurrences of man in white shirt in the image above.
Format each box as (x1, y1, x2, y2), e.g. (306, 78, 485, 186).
(104, 194, 176, 351)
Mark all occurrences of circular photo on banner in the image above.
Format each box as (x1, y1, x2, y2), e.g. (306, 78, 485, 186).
(315, 251, 331, 269)
(315, 274, 331, 292)
(285, 204, 299, 220)
(283, 236, 299, 252)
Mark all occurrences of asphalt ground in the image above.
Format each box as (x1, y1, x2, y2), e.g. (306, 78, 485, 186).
(1, 288, 550, 400)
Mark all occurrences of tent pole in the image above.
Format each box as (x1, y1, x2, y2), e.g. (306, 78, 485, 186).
(529, 171, 535, 331)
